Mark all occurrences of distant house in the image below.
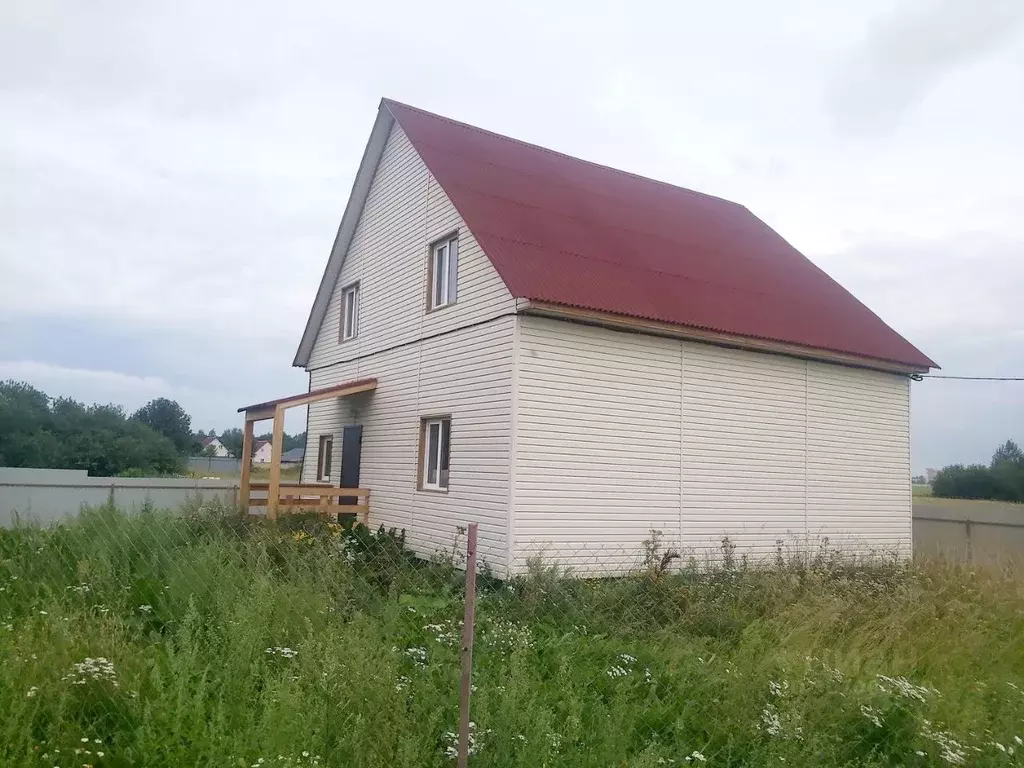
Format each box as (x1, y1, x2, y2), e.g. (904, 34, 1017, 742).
(926, 468, 939, 484)
(252, 440, 273, 464)
(281, 447, 305, 465)
(200, 436, 233, 458)
(240, 99, 936, 575)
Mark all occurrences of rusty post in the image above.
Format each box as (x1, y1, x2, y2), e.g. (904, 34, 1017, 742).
(457, 523, 479, 768)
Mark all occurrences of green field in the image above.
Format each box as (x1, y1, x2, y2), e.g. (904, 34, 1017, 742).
(1, 502, 1022, 767)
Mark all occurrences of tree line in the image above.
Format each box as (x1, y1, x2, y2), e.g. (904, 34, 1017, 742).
(932, 439, 1024, 503)
(0, 381, 306, 477)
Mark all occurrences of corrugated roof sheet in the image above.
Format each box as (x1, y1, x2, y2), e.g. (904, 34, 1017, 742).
(384, 99, 935, 370)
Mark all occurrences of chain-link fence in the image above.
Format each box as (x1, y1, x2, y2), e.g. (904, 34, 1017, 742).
(1, 498, 1022, 767)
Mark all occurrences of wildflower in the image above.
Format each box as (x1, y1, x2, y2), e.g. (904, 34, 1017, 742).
(860, 705, 884, 728)
(39, 610, 48, 616)
(26, 686, 38, 698)
(404, 646, 428, 667)
(606, 665, 629, 678)
(61, 657, 118, 687)
(877, 674, 934, 702)
(687, 750, 707, 762)
(395, 675, 411, 692)
(265, 647, 299, 659)
(758, 704, 782, 736)
(138, 604, 153, 613)
(769, 680, 788, 697)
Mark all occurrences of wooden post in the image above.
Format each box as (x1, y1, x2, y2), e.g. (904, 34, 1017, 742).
(267, 406, 285, 521)
(457, 523, 479, 768)
(239, 418, 254, 515)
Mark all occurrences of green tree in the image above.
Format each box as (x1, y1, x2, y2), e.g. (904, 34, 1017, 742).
(218, 428, 244, 458)
(991, 439, 1024, 468)
(131, 398, 195, 454)
(0, 380, 182, 475)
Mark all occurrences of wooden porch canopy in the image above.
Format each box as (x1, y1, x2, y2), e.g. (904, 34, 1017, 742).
(236, 377, 377, 518)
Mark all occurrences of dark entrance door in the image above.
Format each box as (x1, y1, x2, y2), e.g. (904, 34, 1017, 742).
(339, 425, 363, 507)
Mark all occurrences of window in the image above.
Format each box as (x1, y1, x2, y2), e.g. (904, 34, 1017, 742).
(429, 234, 458, 310)
(340, 283, 359, 341)
(317, 435, 334, 482)
(419, 417, 451, 491)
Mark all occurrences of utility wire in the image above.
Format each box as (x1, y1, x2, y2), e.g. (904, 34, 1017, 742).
(912, 374, 1024, 381)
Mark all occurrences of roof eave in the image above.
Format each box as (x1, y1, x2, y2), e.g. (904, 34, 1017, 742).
(522, 301, 935, 375)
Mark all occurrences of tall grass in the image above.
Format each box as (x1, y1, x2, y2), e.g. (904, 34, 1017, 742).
(0, 501, 1022, 767)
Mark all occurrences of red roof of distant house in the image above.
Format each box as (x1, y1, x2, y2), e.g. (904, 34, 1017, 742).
(200, 436, 219, 447)
(383, 100, 935, 370)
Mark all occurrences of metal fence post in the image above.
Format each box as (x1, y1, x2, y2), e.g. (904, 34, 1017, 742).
(457, 522, 479, 768)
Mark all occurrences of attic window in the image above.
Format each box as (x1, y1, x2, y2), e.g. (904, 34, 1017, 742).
(429, 234, 458, 310)
(340, 282, 359, 341)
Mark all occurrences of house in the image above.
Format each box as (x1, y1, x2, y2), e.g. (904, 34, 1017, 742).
(199, 435, 233, 458)
(252, 440, 273, 464)
(238, 99, 935, 576)
(926, 468, 939, 484)
(281, 447, 305, 465)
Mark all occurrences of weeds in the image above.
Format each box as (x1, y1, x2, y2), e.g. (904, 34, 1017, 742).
(0, 502, 1022, 766)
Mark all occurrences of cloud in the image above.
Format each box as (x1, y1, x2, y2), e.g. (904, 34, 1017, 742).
(1, 0, 1022, 470)
(0, 360, 176, 408)
(826, 0, 1024, 135)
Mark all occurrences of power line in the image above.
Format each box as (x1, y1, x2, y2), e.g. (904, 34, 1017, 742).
(913, 374, 1024, 381)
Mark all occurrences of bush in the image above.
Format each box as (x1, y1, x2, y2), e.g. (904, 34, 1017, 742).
(932, 464, 998, 500)
(933, 463, 1024, 502)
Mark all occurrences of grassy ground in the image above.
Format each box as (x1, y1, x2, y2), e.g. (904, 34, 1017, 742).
(187, 465, 302, 482)
(1, 503, 1023, 767)
(913, 484, 933, 497)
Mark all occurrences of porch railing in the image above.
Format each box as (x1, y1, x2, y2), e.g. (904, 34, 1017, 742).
(246, 482, 370, 523)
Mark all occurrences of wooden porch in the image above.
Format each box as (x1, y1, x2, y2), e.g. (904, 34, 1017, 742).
(236, 378, 377, 521)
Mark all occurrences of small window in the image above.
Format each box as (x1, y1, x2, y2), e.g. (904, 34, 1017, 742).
(317, 435, 334, 482)
(419, 417, 451, 491)
(429, 235, 458, 310)
(340, 283, 359, 341)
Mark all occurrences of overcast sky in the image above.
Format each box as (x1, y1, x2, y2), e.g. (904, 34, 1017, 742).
(2, 0, 1022, 470)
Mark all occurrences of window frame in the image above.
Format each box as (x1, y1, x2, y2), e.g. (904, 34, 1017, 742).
(418, 416, 451, 492)
(427, 233, 458, 311)
(339, 282, 360, 342)
(317, 434, 334, 482)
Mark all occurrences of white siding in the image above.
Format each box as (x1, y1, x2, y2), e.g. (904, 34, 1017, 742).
(308, 124, 514, 370)
(303, 316, 514, 573)
(514, 318, 683, 573)
(679, 344, 809, 559)
(512, 316, 912, 571)
(806, 362, 912, 553)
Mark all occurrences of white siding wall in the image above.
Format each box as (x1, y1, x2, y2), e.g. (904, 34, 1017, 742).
(514, 319, 682, 573)
(308, 124, 515, 370)
(513, 316, 912, 571)
(304, 316, 514, 574)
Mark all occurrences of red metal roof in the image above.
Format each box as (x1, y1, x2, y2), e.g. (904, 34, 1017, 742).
(384, 100, 935, 370)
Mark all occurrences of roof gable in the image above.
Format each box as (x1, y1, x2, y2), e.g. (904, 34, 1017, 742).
(295, 98, 934, 371)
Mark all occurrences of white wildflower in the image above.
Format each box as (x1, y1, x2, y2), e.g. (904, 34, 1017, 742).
(860, 705, 884, 728)
(61, 657, 118, 687)
(686, 750, 707, 762)
(265, 646, 299, 659)
(606, 665, 629, 678)
(26, 686, 38, 698)
(877, 674, 934, 702)
(138, 604, 153, 614)
(759, 704, 782, 736)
